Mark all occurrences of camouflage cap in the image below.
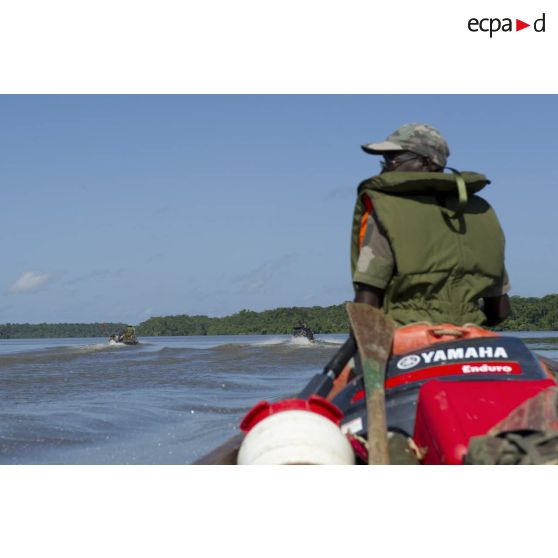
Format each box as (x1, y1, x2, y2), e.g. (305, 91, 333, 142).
(361, 123, 450, 168)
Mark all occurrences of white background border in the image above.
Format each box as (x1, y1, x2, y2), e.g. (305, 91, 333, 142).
(2, 466, 556, 557)
(0, 1, 555, 93)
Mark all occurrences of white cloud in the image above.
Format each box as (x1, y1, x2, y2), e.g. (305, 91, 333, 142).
(9, 271, 51, 294)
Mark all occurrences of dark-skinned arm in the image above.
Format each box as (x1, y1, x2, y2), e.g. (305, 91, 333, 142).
(483, 294, 511, 327)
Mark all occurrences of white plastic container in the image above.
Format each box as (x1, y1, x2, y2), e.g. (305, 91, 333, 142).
(237, 409, 355, 465)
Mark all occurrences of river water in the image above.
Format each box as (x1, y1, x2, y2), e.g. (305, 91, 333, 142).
(1, 332, 557, 465)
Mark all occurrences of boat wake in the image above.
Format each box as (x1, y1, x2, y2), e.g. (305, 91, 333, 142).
(108, 340, 140, 348)
(289, 336, 315, 346)
(250, 337, 288, 347)
(0, 341, 124, 366)
(314, 337, 346, 346)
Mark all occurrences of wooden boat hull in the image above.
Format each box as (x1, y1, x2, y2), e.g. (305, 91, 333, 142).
(195, 326, 558, 465)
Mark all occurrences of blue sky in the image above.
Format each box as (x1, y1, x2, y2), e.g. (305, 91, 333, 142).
(1, 95, 557, 324)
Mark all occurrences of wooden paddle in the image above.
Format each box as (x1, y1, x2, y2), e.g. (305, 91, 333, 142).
(346, 302, 394, 465)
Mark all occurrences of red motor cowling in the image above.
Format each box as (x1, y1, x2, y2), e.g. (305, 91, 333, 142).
(413, 379, 556, 464)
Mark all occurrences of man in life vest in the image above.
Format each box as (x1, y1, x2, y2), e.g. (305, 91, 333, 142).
(122, 325, 136, 342)
(351, 123, 511, 327)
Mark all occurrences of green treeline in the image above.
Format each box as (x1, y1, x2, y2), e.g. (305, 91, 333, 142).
(135, 295, 558, 335)
(0, 322, 127, 339)
(136, 305, 349, 336)
(500, 294, 558, 331)
(1, 295, 558, 339)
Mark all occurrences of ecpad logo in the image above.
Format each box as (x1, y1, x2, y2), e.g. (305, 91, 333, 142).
(468, 13, 546, 37)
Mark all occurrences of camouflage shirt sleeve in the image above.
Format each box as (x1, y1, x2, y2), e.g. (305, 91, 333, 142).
(352, 211, 395, 289)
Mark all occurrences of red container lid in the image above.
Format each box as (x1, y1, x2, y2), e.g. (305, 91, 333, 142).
(240, 395, 344, 433)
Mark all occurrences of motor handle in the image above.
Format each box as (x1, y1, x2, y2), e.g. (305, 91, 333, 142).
(298, 334, 357, 399)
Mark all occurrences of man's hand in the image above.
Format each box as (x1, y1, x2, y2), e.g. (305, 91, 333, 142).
(483, 294, 511, 326)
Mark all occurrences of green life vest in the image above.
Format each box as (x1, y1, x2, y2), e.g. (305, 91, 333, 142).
(350, 171, 507, 326)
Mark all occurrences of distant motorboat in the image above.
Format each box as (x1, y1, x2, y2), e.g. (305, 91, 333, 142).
(291, 323, 315, 342)
(109, 325, 139, 345)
